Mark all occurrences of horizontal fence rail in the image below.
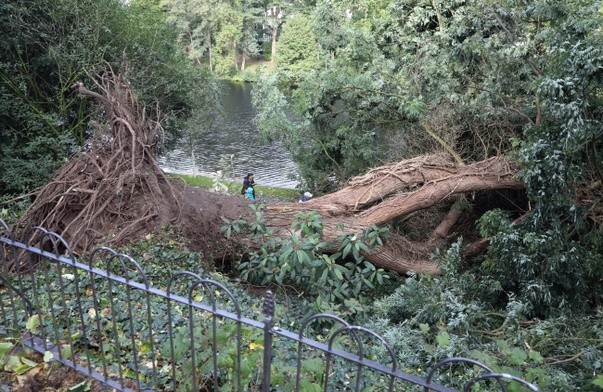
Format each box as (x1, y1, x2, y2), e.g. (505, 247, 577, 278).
(0, 219, 540, 391)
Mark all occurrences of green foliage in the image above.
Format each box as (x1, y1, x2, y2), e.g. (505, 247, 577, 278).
(277, 15, 320, 75)
(161, 323, 263, 391)
(477, 39, 603, 317)
(252, 0, 602, 192)
(2, 0, 602, 389)
(161, 0, 248, 76)
(0, 315, 44, 376)
(224, 206, 391, 316)
(0, 195, 31, 224)
(121, 226, 210, 274)
(372, 241, 603, 390)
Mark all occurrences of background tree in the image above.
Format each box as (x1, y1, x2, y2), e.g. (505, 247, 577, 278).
(161, 0, 217, 69)
(277, 14, 320, 75)
(213, 0, 245, 75)
(263, 3, 286, 63)
(238, 0, 266, 70)
(1, 0, 120, 196)
(178, 78, 222, 174)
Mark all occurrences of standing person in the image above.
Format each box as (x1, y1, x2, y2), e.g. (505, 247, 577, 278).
(242, 172, 256, 199)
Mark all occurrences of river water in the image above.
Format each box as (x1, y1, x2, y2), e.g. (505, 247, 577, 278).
(158, 81, 299, 189)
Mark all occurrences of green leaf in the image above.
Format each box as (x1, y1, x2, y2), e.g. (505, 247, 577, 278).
(60, 344, 72, 359)
(435, 331, 450, 347)
(496, 340, 509, 351)
(300, 380, 322, 392)
(21, 357, 38, 367)
(302, 358, 325, 375)
(419, 323, 429, 334)
(342, 243, 352, 259)
(5, 355, 36, 374)
(26, 314, 40, 332)
(68, 380, 92, 392)
(468, 350, 497, 369)
(592, 375, 603, 388)
(13, 363, 35, 375)
(4, 355, 22, 372)
(508, 347, 528, 365)
(240, 356, 255, 380)
(0, 342, 14, 356)
(297, 250, 309, 264)
(43, 351, 54, 362)
(528, 350, 544, 364)
(333, 268, 344, 281)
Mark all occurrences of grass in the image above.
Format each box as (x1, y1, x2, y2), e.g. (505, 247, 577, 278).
(170, 173, 301, 202)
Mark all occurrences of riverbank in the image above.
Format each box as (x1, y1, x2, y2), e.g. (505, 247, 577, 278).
(170, 173, 300, 203)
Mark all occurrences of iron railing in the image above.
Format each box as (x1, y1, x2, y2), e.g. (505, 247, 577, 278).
(0, 219, 539, 391)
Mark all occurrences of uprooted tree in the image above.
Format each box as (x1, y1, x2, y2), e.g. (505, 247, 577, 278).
(14, 69, 244, 260)
(16, 71, 527, 275)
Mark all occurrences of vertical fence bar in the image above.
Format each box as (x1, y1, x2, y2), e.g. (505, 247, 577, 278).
(87, 248, 112, 382)
(262, 291, 275, 392)
(106, 257, 127, 389)
(0, 221, 14, 329)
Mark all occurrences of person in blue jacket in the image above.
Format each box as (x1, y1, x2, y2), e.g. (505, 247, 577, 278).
(245, 184, 255, 201)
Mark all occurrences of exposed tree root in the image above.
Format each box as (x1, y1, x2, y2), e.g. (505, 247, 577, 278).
(15, 69, 229, 259)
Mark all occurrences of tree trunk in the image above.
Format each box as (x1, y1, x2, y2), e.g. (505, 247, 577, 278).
(271, 27, 277, 64)
(207, 30, 213, 73)
(259, 154, 522, 275)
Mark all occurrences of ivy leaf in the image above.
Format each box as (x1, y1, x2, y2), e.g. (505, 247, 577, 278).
(0, 342, 13, 356)
(300, 380, 322, 392)
(43, 351, 54, 362)
(302, 357, 324, 376)
(528, 350, 544, 364)
(26, 314, 40, 332)
(436, 331, 450, 347)
(67, 380, 92, 392)
(508, 347, 527, 365)
(60, 344, 72, 359)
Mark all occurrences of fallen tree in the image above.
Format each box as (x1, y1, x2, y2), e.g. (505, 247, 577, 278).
(16, 71, 526, 275)
(262, 155, 523, 274)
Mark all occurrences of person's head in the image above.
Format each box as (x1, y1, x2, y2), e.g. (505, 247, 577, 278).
(247, 172, 254, 180)
(303, 192, 313, 199)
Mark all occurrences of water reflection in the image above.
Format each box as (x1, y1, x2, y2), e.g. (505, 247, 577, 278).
(158, 82, 298, 189)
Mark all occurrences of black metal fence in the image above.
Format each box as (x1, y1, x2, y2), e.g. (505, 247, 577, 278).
(0, 220, 539, 391)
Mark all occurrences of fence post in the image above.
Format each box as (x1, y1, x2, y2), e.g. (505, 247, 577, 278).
(262, 291, 275, 392)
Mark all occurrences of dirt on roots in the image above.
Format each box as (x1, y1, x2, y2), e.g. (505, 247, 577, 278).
(14, 69, 254, 265)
